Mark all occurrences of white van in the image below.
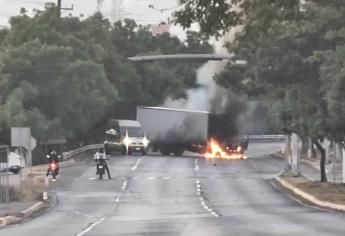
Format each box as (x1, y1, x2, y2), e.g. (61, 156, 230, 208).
(104, 119, 149, 155)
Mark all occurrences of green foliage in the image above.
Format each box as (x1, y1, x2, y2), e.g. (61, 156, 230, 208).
(175, 0, 345, 142)
(0, 4, 211, 146)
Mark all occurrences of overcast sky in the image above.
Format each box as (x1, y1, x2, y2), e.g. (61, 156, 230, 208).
(0, 0, 189, 37)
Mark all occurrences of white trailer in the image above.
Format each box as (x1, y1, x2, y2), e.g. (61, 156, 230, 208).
(137, 106, 209, 156)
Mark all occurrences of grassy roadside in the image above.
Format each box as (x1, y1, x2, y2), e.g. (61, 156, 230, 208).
(281, 176, 345, 205)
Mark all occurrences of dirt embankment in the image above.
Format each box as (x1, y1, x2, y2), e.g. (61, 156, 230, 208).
(10, 177, 46, 202)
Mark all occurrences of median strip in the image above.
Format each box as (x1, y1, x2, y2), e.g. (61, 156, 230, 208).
(275, 176, 345, 212)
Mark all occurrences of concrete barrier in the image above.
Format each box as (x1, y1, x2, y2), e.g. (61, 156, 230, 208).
(0, 201, 45, 226)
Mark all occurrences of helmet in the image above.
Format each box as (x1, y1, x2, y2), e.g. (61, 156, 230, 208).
(50, 150, 57, 155)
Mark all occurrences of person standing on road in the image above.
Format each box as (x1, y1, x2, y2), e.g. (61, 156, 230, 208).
(94, 148, 111, 179)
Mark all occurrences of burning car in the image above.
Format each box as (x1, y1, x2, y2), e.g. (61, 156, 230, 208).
(204, 138, 247, 160)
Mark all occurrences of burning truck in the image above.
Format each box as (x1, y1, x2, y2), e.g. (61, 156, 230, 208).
(136, 106, 248, 158)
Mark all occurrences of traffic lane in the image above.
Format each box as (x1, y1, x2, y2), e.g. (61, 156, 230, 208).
(250, 154, 323, 181)
(0, 154, 142, 236)
(87, 155, 215, 236)
(246, 141, 284, 159)
(197, 157, 345, 236)
(248, 141, 330, 181)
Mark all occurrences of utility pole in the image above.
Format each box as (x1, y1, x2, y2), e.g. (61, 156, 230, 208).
(57, 0, 61, 17)
(97, 0, 105, 12)
(111, 0, 124, 22)
(57, 0, 74, 18)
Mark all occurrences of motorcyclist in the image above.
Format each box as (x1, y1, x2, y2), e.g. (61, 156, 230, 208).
(94, 148, 111, 179)
(46, 150, 60, 178)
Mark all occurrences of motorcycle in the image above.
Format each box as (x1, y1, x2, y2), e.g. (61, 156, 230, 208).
(49, 160, 59, 181)
(97, 161, 106, 180)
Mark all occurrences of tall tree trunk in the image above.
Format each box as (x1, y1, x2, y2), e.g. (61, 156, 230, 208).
(285, 134, 292, 172)
(311, 142, 316, 158)
(313, 140, 327, 182)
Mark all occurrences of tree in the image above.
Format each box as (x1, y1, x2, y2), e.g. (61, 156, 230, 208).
(173, 0, 345, 182)
(0, 4, 213, 152)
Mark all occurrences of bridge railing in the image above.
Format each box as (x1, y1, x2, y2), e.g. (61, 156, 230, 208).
(248, 135, 286, 142)
(63, 144, 103, 160)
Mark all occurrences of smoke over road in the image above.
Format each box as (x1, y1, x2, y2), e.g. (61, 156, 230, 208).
(163, 60, 227, 111)
(162, 25, 273, 138)
(163, 25, 241, 112)
(162, 30, 248, 139)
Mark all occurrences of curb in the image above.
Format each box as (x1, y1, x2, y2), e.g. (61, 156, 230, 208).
(270, 153, 285, 159)
(0, 201, 45, 227)
(271, 153, 322, 172)
(275, 176, 345, 212)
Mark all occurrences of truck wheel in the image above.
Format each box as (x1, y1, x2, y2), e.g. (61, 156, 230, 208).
(160, 148, 171, 156)
(121, 146, 127, 155)
(152, 145, 159, 152)
(173, 149, 184, 156)
(142, 149, 148, 155)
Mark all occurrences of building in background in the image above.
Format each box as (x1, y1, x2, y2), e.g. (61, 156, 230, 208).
(150, 22, 170, 36)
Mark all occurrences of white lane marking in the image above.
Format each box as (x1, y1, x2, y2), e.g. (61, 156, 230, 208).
(211, 212, 219, 217)
(75, 217, 106, 236)
(115, 196, 120, 203)
(76, 178, 127, 236)
(162, 176, 172, 180)
(88, 177, 97, 180)
(250, 159, 258, 171)
(147, 176, 156, 180)
(195, 179, 220, 217)
(132, 157, 143, 171)
(75, 211, 93, 218)
(122, 180, 127, 190)
(194, 159, 199, 171)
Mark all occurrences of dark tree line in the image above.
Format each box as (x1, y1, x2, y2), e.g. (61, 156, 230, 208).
(0, 4, 212, 151)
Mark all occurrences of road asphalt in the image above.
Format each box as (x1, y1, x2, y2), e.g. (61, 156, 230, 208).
(1, 142, 345, 236)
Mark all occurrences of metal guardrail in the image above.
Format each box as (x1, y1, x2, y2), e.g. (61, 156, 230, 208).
(248, 135, 286, 142)
(0, 146, 9, 204)
(63, 144, 103, 160)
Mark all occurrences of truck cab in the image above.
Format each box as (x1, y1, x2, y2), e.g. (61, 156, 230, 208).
(104, 119, 149, 155)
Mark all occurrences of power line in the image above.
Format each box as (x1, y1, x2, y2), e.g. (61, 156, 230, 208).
(56, 0, 73, 18)
(6, 0, 46, 5)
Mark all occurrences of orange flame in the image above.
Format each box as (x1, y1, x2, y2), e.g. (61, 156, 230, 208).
(204, 138, 247, 160)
